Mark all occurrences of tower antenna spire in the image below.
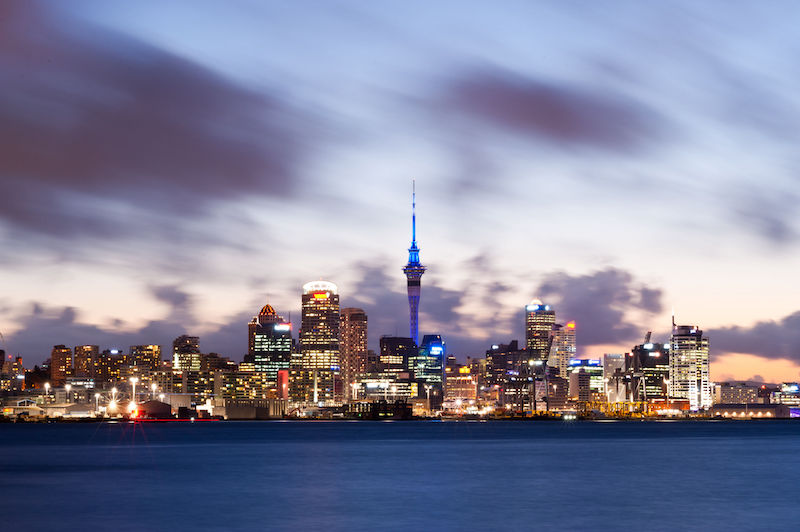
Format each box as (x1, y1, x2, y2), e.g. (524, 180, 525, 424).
(412, 179, 416, 244)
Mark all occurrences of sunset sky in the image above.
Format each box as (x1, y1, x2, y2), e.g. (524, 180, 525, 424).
(2, 1, 800, 382)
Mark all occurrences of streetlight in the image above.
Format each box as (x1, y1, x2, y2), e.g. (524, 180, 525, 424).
(129, 377, 139, 404)
(158, 393, 165, 402)
(151, 382, 157, 400)
(44, 382, 50, 404)
(94, 392, 101, 414)
(65, 384, 72, 404)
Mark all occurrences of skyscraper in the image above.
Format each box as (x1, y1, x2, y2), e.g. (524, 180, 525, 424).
(50, 345, 72, 386)
(669, 323, 711, 410)
(548, 321, 576, 379)
(402, 181, 425, 345)
(299, 281, 340, 371)
(172, 335, 201, 372)
(247, 304, 292, 381)
(73, 345, 98, 379)
(129, 344, 162, 371)
(525, 299, 556, 360)
(340, 307, 368, 397)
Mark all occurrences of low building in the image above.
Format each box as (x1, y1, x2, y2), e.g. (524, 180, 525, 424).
(710, 403, 790, 419)
(713, 382, 761, 404)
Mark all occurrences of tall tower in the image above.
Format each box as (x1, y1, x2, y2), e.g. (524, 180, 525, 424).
(402, 181, 426, 345)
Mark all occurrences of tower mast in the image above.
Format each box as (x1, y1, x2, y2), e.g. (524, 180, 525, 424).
(403, 180, 426, 345)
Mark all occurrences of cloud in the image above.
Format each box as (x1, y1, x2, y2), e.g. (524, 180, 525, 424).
(709, 311, 800, 363)
(536, 268, 663, 347)
(0, 2, 317, 241)
(434, 66, 663, 151)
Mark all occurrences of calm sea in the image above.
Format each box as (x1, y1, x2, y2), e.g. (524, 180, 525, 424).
(1, 420, 798, 531)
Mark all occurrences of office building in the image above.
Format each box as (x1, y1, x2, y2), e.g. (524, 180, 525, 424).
(50, 345, 72, 386)
(129, 344, 161, 372)
(669, 324, 711, 410)
(525, 300, 556, 360)
(299, 281, 340, 371)
(379, 336, 416, 379)
(603, 353, 626, 403)
(548, 321, 576, 379)
(340, 307, 368, 398)
(73, 345, 98, 379)
(173, 335, 201, 372)
(247, 304, 293, 381)
(627, 341, 670, 401)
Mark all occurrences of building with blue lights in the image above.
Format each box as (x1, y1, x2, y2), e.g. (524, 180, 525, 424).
(246, 304, 292, 382)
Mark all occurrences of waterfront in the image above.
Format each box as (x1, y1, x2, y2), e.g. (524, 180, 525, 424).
(1, 420, 798, 531)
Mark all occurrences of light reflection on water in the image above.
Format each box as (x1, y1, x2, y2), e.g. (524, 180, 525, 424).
(1, 421, 798, 531)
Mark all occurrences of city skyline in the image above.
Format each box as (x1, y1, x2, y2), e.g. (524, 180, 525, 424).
(3, 1, 800, 383)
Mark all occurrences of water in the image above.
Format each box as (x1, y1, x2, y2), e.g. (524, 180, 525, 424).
(1, 420, 798, 531)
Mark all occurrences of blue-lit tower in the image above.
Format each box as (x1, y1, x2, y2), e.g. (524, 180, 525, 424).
(402, 180, 426, 345)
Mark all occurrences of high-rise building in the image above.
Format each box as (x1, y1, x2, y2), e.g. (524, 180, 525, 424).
(129, 345, 161, 372)
(299, 281, 340, 371)
(247, 304, 292, 381)
(173, 335, 201, 372)
(627, 341, 670, 401)
(73, 345, 98, 379)
(50, 345, 72, 386)
(525, 299, 556, 360)
(402, 181, 426, 345)
(669, 324, 711, 410)
(566, 359, 604, 401)
(340, 307, 368, 398)
(411, 334, 445, 387)
(379, 336, 416, 378)
(548, 321, 576, 379)
(603, 353, 626, 403)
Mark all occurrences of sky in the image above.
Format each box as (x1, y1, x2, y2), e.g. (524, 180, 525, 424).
(2, 1, 800, 382)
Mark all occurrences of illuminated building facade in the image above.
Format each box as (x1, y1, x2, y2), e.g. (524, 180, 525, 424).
(402, 181, 425, 346)
(567, 359, 604, 401)
(129, 344, 161, 372)
(299, 281, 340, 371)
(548, 321, 576, 379)
(525, 300, 556, 360)
(247, 304, 292, 381)
(379, 336, 415, 379)
(669, 324, 711, 410)
(445, 365, 477, 401)
(340, 307, 368, 398)
(172, 335, 201, 372)
(73, 345, 98, 379)
(713, 382, 760, 404)
(627, 341, 670, 401)
(603, 353, 626, 403)
(410, 334, 445, 387)
(50, 345, 72, 386)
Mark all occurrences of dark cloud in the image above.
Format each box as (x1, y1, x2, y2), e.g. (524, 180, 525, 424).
(709, 311, 800, 363)
(0, 2, 316, 240)
(536, 268, 663, 347)
(435, 66, 663, 151)
(150, 285, 192, 312)
(3, 300, 251, 364)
